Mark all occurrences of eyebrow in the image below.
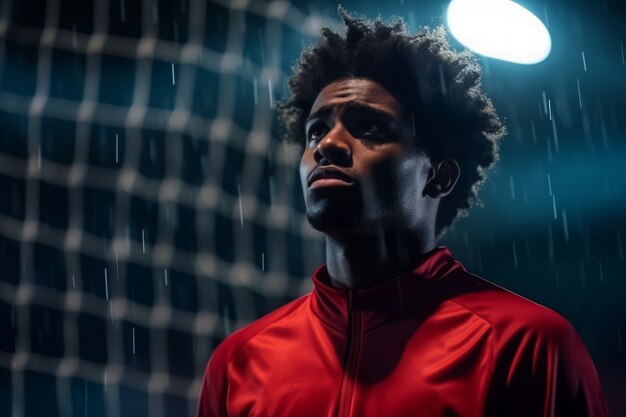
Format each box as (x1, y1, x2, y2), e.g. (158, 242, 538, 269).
(305, 101, 399, 126)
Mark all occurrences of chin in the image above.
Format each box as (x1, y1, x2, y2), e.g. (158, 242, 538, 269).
(305, 199, 356, 232)
(303, 188, 404, 237)
(305, 209, 383, 238)
(306, 206, 352, 234)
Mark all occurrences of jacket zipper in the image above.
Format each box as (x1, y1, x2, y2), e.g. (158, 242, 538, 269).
(338, 291, 362, 417)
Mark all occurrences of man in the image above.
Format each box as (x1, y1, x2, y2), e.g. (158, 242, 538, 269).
(198, 10, 609, 417)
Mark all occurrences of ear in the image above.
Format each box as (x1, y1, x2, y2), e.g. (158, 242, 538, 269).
(423, 159, 460, 198)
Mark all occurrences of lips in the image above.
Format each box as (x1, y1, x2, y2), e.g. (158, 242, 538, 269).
(307, 166, 355, 187)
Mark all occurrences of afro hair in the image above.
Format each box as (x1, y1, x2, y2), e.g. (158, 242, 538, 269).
(277, 8, 506, 239)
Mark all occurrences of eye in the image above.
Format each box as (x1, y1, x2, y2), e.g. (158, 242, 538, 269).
(307, 123, 328, 142)
(360, 120, 386, 137)
(362, 121, 381, 133)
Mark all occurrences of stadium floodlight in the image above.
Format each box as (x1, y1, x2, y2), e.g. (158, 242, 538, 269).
(446, 0, 552, 64)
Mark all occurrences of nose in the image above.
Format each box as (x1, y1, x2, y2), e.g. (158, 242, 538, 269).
(314, 125, 352, 166)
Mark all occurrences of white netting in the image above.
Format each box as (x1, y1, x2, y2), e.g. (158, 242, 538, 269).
(0, 0, 332, 415)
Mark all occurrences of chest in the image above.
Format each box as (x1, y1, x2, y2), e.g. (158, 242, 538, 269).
(226, 309, 493, 417)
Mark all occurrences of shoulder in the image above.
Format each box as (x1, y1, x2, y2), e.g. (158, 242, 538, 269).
(442, 269, 576, 345)
(197, 294, 310, 415)
(205, 294, 310, 373)
(444, 271, 610, 416)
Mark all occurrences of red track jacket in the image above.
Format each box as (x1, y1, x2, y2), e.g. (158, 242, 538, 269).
(198, 247, 609, 417)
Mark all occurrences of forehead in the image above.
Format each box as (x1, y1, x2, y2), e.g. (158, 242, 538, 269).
(309, 78, 404, 120)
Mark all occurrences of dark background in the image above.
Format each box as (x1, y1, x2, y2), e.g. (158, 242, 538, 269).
(0, 0, 624, 416)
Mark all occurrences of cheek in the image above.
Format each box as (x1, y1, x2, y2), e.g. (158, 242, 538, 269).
(367, 156, 429, 215)
(299, 150, 314, 188)
(366, 148, 427, 195)
(358, 156, 409, 210)
(396, 158, 428, 199)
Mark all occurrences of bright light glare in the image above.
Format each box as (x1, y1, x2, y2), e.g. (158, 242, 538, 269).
(446, 0, 551, 64)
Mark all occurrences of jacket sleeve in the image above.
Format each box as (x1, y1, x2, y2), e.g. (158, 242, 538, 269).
(493, 316, 610, 417)
(197, 346, 229, 417)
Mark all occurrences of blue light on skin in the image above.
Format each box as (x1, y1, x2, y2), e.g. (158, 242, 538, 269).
(446, 0, 551, 64)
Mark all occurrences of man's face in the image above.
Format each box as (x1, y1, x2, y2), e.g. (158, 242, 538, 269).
(300, 78, 436, 238)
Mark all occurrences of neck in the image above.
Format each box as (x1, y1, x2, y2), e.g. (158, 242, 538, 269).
(325, 230, 436, 290)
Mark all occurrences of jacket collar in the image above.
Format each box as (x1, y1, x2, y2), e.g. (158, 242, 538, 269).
(309, 246, 463, 332)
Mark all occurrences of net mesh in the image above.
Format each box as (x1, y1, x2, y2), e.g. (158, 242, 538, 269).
(0, 1, 332, 415)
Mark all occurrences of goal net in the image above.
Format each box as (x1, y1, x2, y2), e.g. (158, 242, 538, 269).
(0, 0, 331, 416)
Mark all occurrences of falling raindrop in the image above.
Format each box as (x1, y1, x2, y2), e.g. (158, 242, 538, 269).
(541, 91, 548, 115)
(238, 184, 244, 228)
(621, 40, 625, 65)
(268, 79, 274, 108)
(547, 173, 553, 196)
(581, 51, 587, 71)
(104, 268, 109, 300)
(261, 252, 265, 271)
(142, 229, 146, 253)
(598, 260, 604, 283)
(171, 63, 176, 86)
(115, 133, 119, 163)
(548, 99, 552, 120)
(132, 326, 136, 354)
(115, 250, 120, 279)
(72, 273, 76, 288)
(543, 5, 549, 29)
(37, 146, 41, 169)
(561, 209, 569, 243)
(551, 116, 559, 152)
(576, 78, 582, 109)
(164, 268, 168, 286)
(552, 194, 557, 219)
(253, 78, 258, 106)
(512, 242, 518, 269)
